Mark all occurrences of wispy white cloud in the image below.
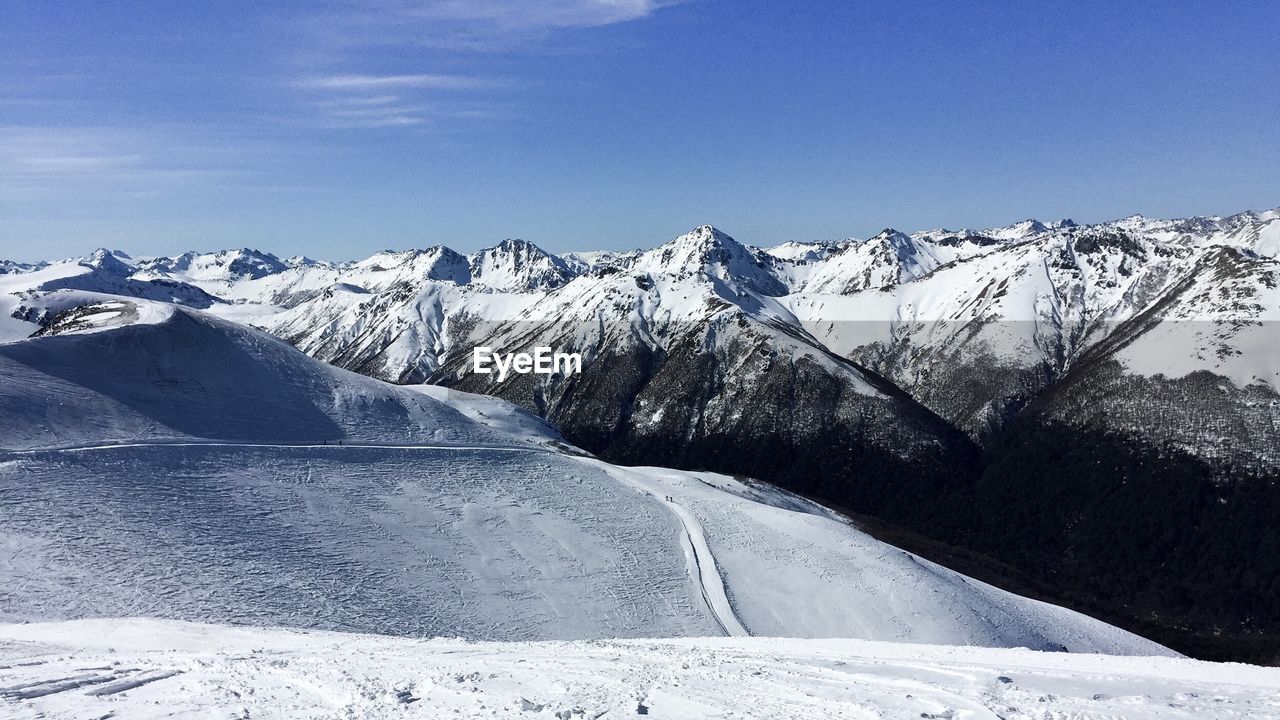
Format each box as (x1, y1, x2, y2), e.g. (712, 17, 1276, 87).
(322, 108, 427, 128)
(0, 125, 306, 200)
(303, 0, 671, 52)
(294, 72, 508, 129)
(0, 128, 212, 188)
(406, 0, 667, 30)
(305, 97, 511, 130)
(0, 127, 173, 189)
(296, 73, 498, 91)
(297, 91, 427, 129)
(312, 94, 402, 107)
(14, 154, 146, 173)
(284, 1, 675, 131)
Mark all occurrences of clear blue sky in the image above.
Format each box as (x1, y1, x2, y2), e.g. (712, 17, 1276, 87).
(1, 1, 1277, 261)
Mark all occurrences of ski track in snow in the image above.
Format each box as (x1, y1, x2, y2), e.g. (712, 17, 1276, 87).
(596, 461, 749, 637)
(663, 499, 750, 638)
(2, 618, 1278, 720)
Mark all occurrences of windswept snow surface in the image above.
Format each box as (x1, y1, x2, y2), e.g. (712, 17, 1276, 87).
(0, 444, 714, 640)
(2, 619, 1274, 720)
(0, 305, 1171, 654)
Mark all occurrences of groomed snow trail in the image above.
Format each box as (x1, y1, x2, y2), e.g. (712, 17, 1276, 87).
(593, 461, 749, 637)
(3, 619, 1277, 720)
(665, 498, 750, 637)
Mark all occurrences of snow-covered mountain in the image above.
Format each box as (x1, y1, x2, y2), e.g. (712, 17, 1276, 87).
(6, 210, 1279, 495)
(4, 204, 1279, 661)
(14, 208, 1272, 430)
(798, 228, 950, 293)
(138, 248, 291, 283)
(0, 250, 220, 343)
(34, 205, 1266, 482)
(468, 238, 574, 291)
(0, 300, 1168, 656)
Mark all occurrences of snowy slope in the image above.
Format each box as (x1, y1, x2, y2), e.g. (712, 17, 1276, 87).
(0, 304, 1169, 653)
(2, 619, 1271, 720)
(0, 305, 528, 451)
(594, 462, 1165, 654)
(1002, 246, 1280, 469)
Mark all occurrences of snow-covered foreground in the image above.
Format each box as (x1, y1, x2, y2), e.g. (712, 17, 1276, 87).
(2, 619, 1276, 720)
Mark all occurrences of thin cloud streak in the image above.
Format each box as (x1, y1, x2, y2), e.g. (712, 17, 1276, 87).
(0, 125, 306, 200)
(407, 0, 666, 30)
(283, 2, 675, 133)
(290, 1, 676, 60)
(295, 72, 508, 129)
(297, 73, 499, 90)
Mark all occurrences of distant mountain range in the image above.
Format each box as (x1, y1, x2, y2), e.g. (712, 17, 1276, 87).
(3, 205, 1278, 661)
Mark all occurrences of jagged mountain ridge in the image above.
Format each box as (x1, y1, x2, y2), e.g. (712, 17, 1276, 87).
(4, 207, 1278, 459)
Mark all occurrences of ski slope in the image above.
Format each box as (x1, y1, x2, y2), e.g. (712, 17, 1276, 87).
(3, 619, 1276, 720)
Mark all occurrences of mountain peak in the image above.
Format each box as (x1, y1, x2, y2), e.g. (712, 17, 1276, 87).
(211, 248, 288, 280)
(84, 248, 132, 275)
(868, 228, 914, 248)
(670, 224, 745, 252)
(982, 218, 1050, 241)
(468, 238, 572, 291)
(692, 223, 729, 238)
(493, 237, 545, 252)
(664, 225, 739, 253)
(647, 225, 747, 267)
(638, 225, 787, 296)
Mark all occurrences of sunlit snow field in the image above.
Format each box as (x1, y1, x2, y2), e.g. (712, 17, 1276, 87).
(3, 619, 1279, 719)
